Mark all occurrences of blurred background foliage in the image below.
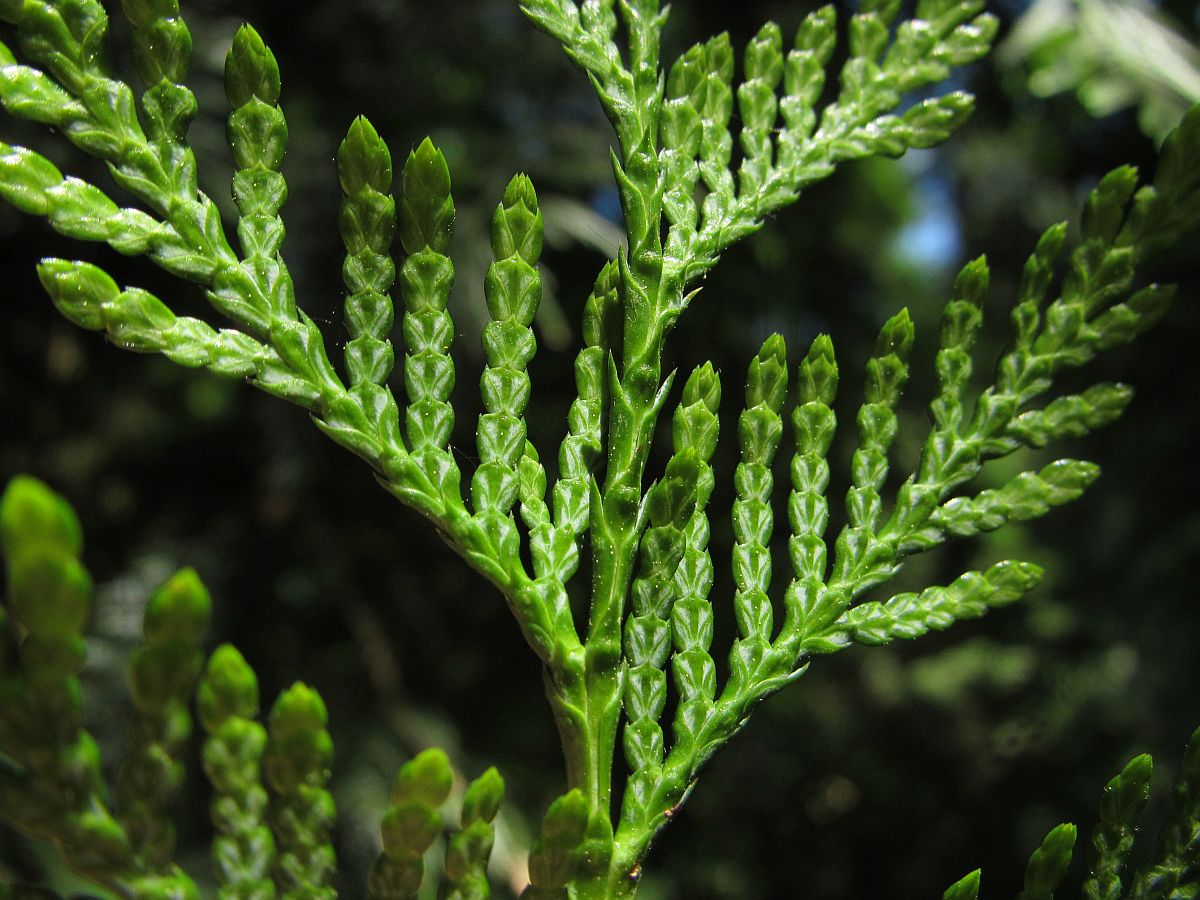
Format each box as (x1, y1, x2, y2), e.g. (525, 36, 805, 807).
(999, 0, 1200, 141)
(1, 0, 1198, 897)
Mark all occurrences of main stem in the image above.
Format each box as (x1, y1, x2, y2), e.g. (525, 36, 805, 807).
(572, 127, 678, 896)
(539, 11, 672, 894)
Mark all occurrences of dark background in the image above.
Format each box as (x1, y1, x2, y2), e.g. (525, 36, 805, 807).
(1, 1, 1198, 897)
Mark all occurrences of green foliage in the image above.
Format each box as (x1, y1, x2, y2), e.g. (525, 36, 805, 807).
(0, 477, 200, 897)
(265, 683, 337, 898)
(523, 790, 590, 899)
(371, 748, 453, 898)
(947, 726, 1200, 898)
(369, 749, 506, 900)
(198, 644, 276, 898)
(1017, 823, 1077, 900)
(1132, 725, 1200, 899)
(1001, 0, 1200, 141)
(944, 869, 982, 900)
(1084, 753, 1154, 900)
(0, 1, 1198, 898)
(443, 768, 505, 900)
(0, 476, 505, 898)
(120, 569, 211, 871)
(396, 137, 458, 506)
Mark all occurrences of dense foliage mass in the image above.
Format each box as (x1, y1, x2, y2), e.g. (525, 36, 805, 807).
(0, 0, 1197, 898)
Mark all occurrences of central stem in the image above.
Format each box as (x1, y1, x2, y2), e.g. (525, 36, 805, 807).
(544, 11, 671, 889)
(570, 133, 678, 895)
(541, 302, 670, 899)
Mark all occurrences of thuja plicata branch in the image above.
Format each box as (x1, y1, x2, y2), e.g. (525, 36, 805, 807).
(0, 0, 1198, 897)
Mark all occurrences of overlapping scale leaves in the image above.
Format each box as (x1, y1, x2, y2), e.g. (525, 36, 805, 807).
(521, 790, 590, 900)
(197, 644, 276, 897)
(0, 476, 202, 896)
(522, 0, 1001, 301)
(396, 137, 458, 503)
(119, 570, 212, 872)
(726, 336, 788, 698)
(3, 0, 1200, 896)
(0, 476, 507, 899)
(0, 0, 597, 657)
(339, 115, 401, 445)
(792, 140, 1200, 659)
(665, 366, 721, 779)
(610, 109, 1200, 865)
(622, 448, 701, 818)
(666, 0, 995, 290)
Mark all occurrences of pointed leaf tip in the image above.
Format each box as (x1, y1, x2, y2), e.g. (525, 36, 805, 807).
(954, 255, 989, 307)
(903, 92, 976, 149)
(503, 172, 539, 213)
(399, 137, 455, 254)
(37, 259, 118, 332)
(942, 868, 981, 900)
(404, 138, 452, 200)
(877, 307, 915, 358)
(0, 475, 83, 560)
(758, 332, 787, 366)
(339, 116, 392, 195)
(1101, 752, 1154, 825)
(198, 643, 260, 731)
(744, 21, 784, 82)
(1083, 165, 1140, 243)
(493, 172, 544, 264)
(142, 567, 212, 647)
(392, 747, 453, 808)
(1020, 822, 1076, 898)
(682, 362, 722, 413)
(225, 23, 281, 107)
(650, 448, 702, 529)
(795, 5, 837, 58)
(986, 560, 1045, 602)
(462, 766, 506, 823)
(799, 334, 838, 405)
(747, 334, 789, 410)
(271, 681, 329, 735)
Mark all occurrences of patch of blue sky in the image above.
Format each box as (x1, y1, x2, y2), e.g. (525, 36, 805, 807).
(892, 150, 964, 271)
